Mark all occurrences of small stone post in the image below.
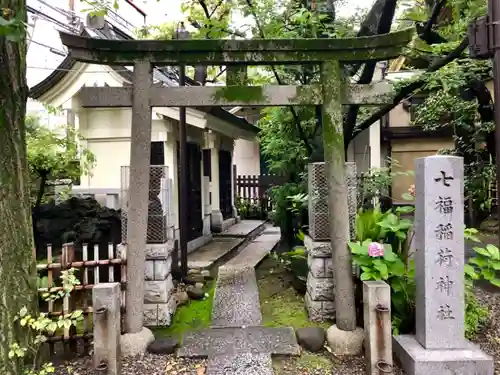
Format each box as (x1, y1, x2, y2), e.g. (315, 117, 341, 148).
(393, 155, 493, 375)
(93, 283, 121, 375)
(363, 281, 392, 375)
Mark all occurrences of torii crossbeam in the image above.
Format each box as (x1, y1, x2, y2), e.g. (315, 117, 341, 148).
(59, 27, 414, 335)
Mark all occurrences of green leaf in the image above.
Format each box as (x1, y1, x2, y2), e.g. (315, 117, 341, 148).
(395, 205, 415, 214)
(486, 244, 500, 260)
(373, 259, 389, 279)
(482, 269, 495, 281)
(383, 247, 398, 262)
(388, 259, 406, 277)
(360, 272, 373, 281)
(473, 247, 491, 258)
(19, 306, 28, 318)
(464, 264, 477, 279)
(490, 278, 500, 288)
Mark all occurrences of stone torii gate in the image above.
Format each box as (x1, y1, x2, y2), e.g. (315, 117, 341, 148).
(59, 28, 414, 343)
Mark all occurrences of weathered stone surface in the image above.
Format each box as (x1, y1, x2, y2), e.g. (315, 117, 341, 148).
(326, 324, 364, 355)
(207, 352, 273, 375)
(120, 328, 155, 357)
(307, 255, 333, 278)
(144, 274, 174, 304)
(363, 281, 392, 374)
(225, 228, 280, 268)
(414, 156, 465, 350)
(93, 283, 121, 375)
(188, 237, 244, 269)
(393, 335, 494, 375)
(305, 292, 335, 322)
(218, 220, 264, 237)
(304, 235, 332, 258)
(195, 282, 205, 289)
(187, 285, 205, 300)
(211, 266, 262, 328)
(178, 326, 300, 357)
(307, 272, 334, 301)
(144, 256, 172, 281)
(147, 337, 179, 354)
(145, 242, 174, 260)
(172, 291, 189, 307)
(143, 296, 177, 327)
(295, 327, 326, 352)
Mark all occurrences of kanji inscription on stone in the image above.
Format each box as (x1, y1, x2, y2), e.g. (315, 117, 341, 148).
(414, 155, 464, 350)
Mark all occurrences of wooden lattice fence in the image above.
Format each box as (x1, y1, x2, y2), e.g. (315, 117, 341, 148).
(36, 242, 125, 356)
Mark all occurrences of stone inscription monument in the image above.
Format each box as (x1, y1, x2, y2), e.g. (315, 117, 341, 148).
(393, 155, 493, 375)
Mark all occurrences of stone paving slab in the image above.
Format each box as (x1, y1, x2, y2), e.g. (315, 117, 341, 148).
(178, 326, 300, 357)
(206, 353, 273, 375)
(216, 220, 265, 237)
(211, 266, 262, 327)
(188, 237, 244, 269)
(225, 236, 280, 268)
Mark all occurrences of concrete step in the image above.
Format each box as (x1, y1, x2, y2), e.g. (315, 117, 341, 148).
(215, 220, 266, 238)
(187, 237, 245, 269)
(224, 226, 281, 268)
(206, 352, 273, 375)
(178, 326, 300, 358)
(211, 266, 262, 328)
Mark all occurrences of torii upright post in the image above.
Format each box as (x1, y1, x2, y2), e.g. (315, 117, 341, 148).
(59, 27, 414, 354)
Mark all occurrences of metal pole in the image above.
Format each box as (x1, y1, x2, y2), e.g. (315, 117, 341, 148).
(489, 0, 500, 244)
(179, 65, 189, 277)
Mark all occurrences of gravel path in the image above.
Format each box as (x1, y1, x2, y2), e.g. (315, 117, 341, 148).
(54, 353, 207, 375)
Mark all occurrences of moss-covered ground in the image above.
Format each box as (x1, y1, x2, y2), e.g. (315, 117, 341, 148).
(256, 256, 334, 374)
(153, 280, 216, 341)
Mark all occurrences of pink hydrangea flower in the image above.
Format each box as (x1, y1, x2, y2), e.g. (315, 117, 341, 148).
(368, 242, 384, 257)
(408, 184, 415, 197)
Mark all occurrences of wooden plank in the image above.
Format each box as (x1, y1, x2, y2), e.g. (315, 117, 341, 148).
(78, 83, 394, 108)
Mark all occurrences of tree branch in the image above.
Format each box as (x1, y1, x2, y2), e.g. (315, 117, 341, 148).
(418, 0, 447, 44)
(348, 37, 469, 143)
(244, 0, 313, 155)
(197, 0, 211, 18)
(210, 0, 225, 18)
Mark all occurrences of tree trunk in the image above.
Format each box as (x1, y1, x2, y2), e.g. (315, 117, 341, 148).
(0, 3, 38, 374)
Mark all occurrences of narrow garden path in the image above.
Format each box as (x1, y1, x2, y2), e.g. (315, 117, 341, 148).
(178, 225, 301, 375)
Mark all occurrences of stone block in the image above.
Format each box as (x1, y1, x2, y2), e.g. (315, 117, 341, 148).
(143, 295, 177, 327)
(144, 257, 172, 281)
(308, 254, 333, 278)
(144, 274, 174, 304)
(92, 283, 121, 375)
(393, 335, 494, 375)
(414, 156, 465, 349)
(307, 272, 334, 301)
(305, 292, 335, 322)
(145, 242, 174, 260)
(211, 209, 224, 232)
(304, 235, 332, 258)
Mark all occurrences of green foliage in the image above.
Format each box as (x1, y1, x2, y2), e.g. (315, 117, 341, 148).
(9, 269, 83, 375)
(268, 182, 305, 227)
(465, 290, 489, 339)
(26, 116, 95, 205)
(358, 160, 414, 204)
(465, 243, 500, 288)
(351, 206, 491, 337)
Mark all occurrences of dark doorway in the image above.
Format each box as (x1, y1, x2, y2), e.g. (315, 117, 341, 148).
(177, 142, 203, 241)
(219, 150, 232, 220)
